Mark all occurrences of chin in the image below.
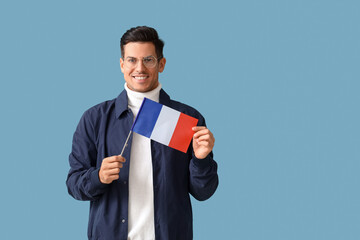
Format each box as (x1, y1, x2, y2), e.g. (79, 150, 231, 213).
(134, 86, 151, 93)
(126, 80, 158, 93)
(138, 84, 158, 92)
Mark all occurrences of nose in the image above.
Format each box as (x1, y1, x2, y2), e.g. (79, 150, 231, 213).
(135, 59, 146, 71)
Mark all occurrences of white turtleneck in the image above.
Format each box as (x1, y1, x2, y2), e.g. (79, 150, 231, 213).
(125, 83, 161, 240)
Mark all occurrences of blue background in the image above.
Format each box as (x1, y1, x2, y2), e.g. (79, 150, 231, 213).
(1, 0, 359, 239)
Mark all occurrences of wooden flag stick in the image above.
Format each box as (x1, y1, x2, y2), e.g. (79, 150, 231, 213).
(119, 130, 132, 156)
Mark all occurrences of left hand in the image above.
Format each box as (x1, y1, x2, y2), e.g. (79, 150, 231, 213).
(192, 126, 215, 159)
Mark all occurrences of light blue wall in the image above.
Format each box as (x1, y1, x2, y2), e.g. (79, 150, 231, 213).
(1, 0, 359, 239)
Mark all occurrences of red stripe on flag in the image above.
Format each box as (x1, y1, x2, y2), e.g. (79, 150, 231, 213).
(168, 113, 198, 153)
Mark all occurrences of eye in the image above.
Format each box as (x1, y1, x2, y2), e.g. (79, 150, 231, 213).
(143, 57, 155, 64)
(126, 57, 137, 63)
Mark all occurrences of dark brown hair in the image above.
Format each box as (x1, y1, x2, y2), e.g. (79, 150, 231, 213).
(120, 26, 165, 59)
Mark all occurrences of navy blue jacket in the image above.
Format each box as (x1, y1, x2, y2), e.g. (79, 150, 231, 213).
(66, 89, 219, 240)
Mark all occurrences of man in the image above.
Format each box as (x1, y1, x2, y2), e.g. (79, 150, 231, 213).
(66, 26, 218, 240)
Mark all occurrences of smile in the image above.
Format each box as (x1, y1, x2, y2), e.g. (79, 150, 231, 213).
(133, 76, 148, 80)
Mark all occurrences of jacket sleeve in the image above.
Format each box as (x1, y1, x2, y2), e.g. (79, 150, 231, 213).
(66, 110, 109, 201)
(188, 116, 219, 201)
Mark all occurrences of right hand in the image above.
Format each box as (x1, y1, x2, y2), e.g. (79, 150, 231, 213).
(99, 155, 126, 184)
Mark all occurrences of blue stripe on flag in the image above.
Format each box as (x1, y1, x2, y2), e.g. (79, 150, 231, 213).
(131, 98, 163, 138)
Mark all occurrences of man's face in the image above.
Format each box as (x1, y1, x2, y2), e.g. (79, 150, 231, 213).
(120, 42, 166, 93)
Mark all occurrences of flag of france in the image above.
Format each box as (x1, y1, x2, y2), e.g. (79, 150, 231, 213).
(131, 98, 198, 153)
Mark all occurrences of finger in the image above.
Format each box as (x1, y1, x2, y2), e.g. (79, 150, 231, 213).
(192, 126, 206, 132)
(106, 174, 120, 182)
(101, 162, 124, 172)
(106, 168, 121, 175)
(195, 136, 215, 146)
(105, 162, 123, 170)
(104, 155, 126, 163)
(196, 134, 211, 142)
(103, 156, 120, 163)
(193, 129, 212, 139)
(198, 134, 215, 142)
(109, 162, 123, 169)
(111, 174, 120, 181)
(101, 161, 119, 169)
(99, 171, 119, 184)
(115, 155, 126, 162)
(195, 140, 212, 147)
(109, 155, 126, 162)
(102, 168, 121, 177)
(193, 129, 210, 137)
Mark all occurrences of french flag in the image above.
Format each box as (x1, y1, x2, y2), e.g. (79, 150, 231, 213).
(131, 98, 198, 153)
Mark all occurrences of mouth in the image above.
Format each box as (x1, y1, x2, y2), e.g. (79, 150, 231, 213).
(133, 76, 148, 80)
(132, 75, 149, 83)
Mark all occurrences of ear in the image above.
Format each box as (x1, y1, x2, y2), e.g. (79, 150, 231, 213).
(120, 58, 124, 73)
(158, 57, 166, 73)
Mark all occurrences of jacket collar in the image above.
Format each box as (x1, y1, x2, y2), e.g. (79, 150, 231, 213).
(115, 88, 171, 119)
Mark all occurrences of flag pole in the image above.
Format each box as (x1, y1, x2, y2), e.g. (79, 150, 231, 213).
(119, 130, 132, 156)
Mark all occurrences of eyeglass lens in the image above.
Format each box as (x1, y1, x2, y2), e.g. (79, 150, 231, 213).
(124, 56, 157, 68)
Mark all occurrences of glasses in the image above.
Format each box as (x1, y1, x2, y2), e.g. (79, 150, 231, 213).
(122, 56, 162, 69)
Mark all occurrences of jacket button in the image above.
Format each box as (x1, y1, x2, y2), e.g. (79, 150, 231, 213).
(124, 181, 127, 184)
(122, 219, 126, 223)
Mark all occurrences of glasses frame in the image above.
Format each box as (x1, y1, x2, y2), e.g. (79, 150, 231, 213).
(122, 55, 163, 69)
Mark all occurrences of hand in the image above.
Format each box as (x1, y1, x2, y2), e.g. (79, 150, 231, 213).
(192, 126, 215, 159)
(99, 155, 126, 184)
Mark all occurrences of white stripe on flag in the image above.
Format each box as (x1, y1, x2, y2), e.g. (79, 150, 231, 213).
(150, 105, 180, 146)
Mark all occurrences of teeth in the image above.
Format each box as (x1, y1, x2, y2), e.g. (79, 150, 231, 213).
(134, 76, 147, 80)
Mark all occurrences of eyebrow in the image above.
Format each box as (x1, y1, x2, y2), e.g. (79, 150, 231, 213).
(126, 55, 154, 59)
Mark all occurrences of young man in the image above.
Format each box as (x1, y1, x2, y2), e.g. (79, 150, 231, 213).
(66, 26, 218, 240)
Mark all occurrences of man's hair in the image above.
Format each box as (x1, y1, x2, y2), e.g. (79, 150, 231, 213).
(120, 26, 165, 59)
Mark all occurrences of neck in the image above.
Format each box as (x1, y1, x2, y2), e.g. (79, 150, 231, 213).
(125, 83, 162, 117)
